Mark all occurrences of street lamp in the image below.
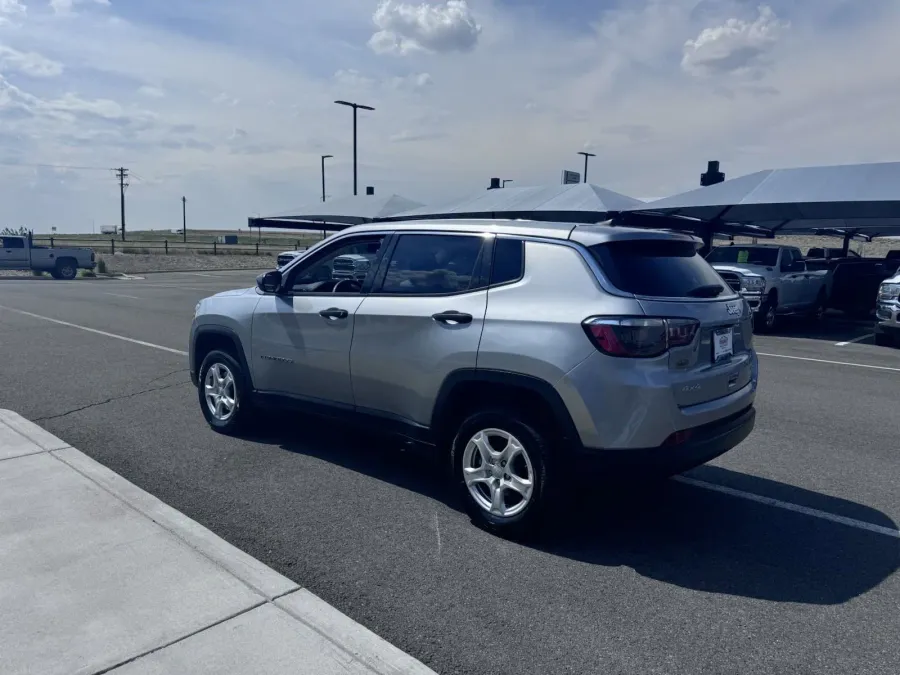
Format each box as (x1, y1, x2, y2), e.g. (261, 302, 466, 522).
(181, 196, 187, 243)
(577, 151, 596, 183)
(321, 155, 333, 202)
(334, 100, 375, 196)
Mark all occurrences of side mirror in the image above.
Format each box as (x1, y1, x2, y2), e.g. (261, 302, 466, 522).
(256, 270, 282, 294)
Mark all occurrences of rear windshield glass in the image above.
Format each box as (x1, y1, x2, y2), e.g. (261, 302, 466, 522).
(706, 246, 778, 266)
(590, 240, 727, 298)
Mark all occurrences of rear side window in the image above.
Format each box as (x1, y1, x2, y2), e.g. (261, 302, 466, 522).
(490, 238, 524, 286)
(589, 239, 727, 298)
(2, 237, 25, 249)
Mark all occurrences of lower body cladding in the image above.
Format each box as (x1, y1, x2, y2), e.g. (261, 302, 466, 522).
(555, 350, 759, 474)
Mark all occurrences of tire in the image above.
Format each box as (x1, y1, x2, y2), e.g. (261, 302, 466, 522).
(807, 290, 827, 323)
(55, 259, 77, 280)
(49, 270, 61, 280)
(197, 349, 254, 434)
(754, 294, 778, 333)
(450, 409, 552, 539)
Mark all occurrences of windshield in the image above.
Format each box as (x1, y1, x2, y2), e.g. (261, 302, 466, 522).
(706, 246, 779, 266)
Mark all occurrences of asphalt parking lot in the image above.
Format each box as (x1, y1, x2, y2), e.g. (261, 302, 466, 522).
(1, 272, 898, 675)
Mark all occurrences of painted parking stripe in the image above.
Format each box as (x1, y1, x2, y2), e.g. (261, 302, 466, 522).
(835, 333, 874, 346)
(0, 305, 188, 356)
(675, 476, 900, 539)
(758, 351, 900, 373)
(102, 292, 140, 300)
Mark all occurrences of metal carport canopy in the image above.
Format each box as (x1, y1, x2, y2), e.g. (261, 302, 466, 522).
(248, 193, 424, 231)
(620, 161, 900, 238)
(381, 183, 645, 224)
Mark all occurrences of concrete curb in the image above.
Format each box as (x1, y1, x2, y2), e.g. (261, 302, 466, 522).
(0, 410, 437, 675)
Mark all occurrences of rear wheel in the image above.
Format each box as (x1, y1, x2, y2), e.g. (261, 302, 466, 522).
(808, 290, 827, 323)
(55, 259, 77, 280)
(197, 350, 254, 434)
(451, 409, 552, 538)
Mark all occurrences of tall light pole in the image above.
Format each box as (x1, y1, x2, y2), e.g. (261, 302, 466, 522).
(334, 100, 375, 196)
(321, 154, 333, 202)
(181, 196, 187, 243)
(577, 151, 596, 183)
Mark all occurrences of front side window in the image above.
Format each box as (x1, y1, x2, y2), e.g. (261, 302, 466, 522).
(288, 235, 386, 294)
(2, 237, 25, 249)
(379, 234, 485, 295)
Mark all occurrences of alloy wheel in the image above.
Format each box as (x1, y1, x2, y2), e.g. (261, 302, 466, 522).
(204, 362, 237, 421)
(462, 428, 535, 518)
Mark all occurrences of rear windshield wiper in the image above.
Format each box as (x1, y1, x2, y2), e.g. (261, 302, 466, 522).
(685, 284, 725, 298)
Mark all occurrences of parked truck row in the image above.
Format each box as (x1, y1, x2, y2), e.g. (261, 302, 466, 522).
(706, 243, 900, 333)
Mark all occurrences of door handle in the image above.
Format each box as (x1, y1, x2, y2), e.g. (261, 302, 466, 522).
(432, 311, 473, 325)
(319, 307, 349, 320)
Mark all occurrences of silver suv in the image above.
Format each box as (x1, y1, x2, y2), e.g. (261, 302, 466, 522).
(190, 220, 758, 535)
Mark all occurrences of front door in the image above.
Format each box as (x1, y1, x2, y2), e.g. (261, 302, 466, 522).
(350, 232, 489, 429)
(0, 237, 28, 270)
(250, 233, 388, 407)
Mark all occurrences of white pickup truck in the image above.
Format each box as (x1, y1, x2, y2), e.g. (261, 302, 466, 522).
(1, 235, 96, 280)
(706, 244, 830, 332)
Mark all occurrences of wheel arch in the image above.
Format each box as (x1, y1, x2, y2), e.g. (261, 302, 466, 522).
(192, 326, 253, 388)
(431, 369, 579, 450)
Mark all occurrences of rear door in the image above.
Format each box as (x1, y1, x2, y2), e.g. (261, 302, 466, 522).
(350, 232, 489, 429)
(1, 237, 28, 269)
(589, 238, 754, 408)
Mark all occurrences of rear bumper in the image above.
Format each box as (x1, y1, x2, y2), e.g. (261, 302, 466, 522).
(575, 406, 756, 476)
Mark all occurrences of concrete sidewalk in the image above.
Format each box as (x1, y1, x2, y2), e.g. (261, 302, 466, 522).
(0, 410, 436, 675)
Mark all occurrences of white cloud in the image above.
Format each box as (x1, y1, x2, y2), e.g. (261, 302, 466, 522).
(682, 5, 789, 77)
(137, 85, 165, 98)
(369, 0, 481, 55)
(0, 0, 26, 24)
(50, 0, 110, 15)
(212, 92, 240, 107)
(389, 71, 432, 90)
(0, 45, 64, 77)
(334, 69, 374, 88)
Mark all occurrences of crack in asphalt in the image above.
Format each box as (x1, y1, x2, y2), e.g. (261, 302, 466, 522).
(35, 380, 192, 422)
(147, 368, 190, 385)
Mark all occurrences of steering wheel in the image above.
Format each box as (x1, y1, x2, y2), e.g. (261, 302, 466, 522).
(332, 279, 361, 293)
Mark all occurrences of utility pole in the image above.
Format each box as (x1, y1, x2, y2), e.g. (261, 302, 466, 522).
(115, 167, 129, 241)
(182, 196, 187, 243)
(334, 100, 375, 196)
(577, 152, 596, 183)
(321, 154, 333, 202)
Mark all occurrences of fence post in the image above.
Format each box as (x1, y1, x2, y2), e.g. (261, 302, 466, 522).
(213, 241, 217, 256)
(164, 239, 168, 255)
(50, 236, 54, 248)
(111, 239, 115, 255)
(296, 240, 300, 249)
(255, 242, 259, 255)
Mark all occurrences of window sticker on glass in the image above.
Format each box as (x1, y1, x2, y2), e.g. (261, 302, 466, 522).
(736, 250, 749, 263)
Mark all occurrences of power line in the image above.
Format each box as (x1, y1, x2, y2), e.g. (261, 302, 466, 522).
(0, 161, 113, 171)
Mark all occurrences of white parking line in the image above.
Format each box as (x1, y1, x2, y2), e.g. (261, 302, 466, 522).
(758, 352, 900, 373)
(675, 476, 900, 539)
(835, 333, 874, 346)
(102, 292, 140, 300)
(0, 305, 188, 356)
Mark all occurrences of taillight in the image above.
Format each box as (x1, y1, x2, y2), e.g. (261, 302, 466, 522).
(582, 317, 699, 358)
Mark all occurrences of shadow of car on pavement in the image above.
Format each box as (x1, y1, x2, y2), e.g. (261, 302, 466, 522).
(242, 412, 899, 607)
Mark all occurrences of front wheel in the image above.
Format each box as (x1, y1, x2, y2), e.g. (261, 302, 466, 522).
(197, 350, 253, 434)
(754, 296, 778, 333)
(451, 410, 552, 538)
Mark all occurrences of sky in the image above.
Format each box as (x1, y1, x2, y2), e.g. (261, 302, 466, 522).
(1, 0, 899, 233)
